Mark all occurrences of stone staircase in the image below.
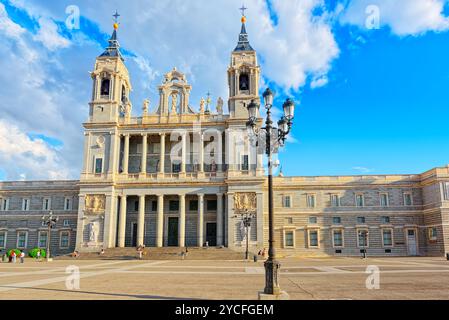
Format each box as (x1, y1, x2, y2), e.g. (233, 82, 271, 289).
(56, 247, 247, 261)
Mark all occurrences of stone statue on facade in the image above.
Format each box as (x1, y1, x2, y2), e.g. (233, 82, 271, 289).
(199, 98, 205, 114)
(88, 222, 97, 242)
(216, 97, 224, 115)
(171, 93, 178, 114)
(143, 99, 150, 116)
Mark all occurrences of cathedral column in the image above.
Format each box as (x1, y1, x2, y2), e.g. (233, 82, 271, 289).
(123, 134, 130, 175)
(118, 195, 127, 248)
(179, 194, 186, 247)
(181, 133, 187, 174)
(197, 194, 204, 247)
(137, 195, 145, 246)
(216, 193, 224, 246)
(157, 195, 164, 247)
(159, 133, 165, 175)
(199, 133, 204, 173)
(141, 134, 148, 174)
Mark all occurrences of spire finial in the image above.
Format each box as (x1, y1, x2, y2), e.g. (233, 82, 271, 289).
(240, 4, 247, 23)
(113, 10, 120, 30)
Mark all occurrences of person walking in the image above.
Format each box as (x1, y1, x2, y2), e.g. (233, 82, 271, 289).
(19, 250, 25, 264)
(36, 249, 41, 261)
(11, 251, 17, 263)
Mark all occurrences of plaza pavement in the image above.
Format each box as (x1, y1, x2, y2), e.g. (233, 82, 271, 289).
(0, 256, 448, 300)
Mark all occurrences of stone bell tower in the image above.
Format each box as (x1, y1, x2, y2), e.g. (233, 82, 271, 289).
(228, 11, 260, 119)
(88, 18, 132, 123)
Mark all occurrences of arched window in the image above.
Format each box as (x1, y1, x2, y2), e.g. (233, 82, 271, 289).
(100, 78, 110, 97)
(121, 85, 127, 103)
(239, 73, 249, 91)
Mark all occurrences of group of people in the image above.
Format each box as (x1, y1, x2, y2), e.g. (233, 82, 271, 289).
(137, 245, 146, 259)
(0, 249, 30, 263)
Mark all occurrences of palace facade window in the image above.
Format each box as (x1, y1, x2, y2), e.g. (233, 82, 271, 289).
(60, 231, 70, 248)
(382, 229, 393, 247)
(95, 158, 103, 174)
(284, 230, 295, 248)
(38, 231, 47, 248)
(22, 198, 30, 211)
(308, 229, 319, 248)
(355, 194, 365, 207)
(0, 231, 6, 248)
(330, 194, 340, 207)
(381, 216, 390, 224)
(332, 229, 344, 248)
(43, 197, 51, 211)
(308, 216, 318, 224)
(357, 216, 366, 224)
(357, 229, 369, 248)
(283, 195, 291, 208)
(0, 198, 9, 211)
(428, 227, 438, 241)
(207, 200, 217, 211)
(333, 217, 342, 225)
(403, 192, 413, 206)
(306, 194, 316, 208)
(189, 200, 198, 211)
(151, 201, 158, 212)
(169, 201, 179, 212)
(380, 193, 389, 207)
(64, 197, 72, 211)
(17, 231, 28, 249)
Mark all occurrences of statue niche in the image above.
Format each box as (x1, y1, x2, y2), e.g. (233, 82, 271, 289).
(156, 68, 194, 115)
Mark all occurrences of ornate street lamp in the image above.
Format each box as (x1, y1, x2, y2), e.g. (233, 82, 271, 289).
(41, 211, 59, 262)
(233, 210, 256, 260)
(246, 87, 296, 297)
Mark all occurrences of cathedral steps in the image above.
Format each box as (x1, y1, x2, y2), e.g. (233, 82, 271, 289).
(55, 247, 247, 261)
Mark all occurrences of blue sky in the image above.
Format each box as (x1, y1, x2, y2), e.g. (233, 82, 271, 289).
(0, 0, 448, 180)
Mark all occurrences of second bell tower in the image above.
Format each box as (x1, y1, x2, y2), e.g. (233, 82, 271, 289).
(228, 12, 260, 119)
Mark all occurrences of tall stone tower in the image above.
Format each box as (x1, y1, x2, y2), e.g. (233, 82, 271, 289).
(228, 12, 261, 119)
(89, 21, 132, 123)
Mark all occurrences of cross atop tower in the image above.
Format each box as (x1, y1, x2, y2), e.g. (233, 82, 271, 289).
(113, 10, 121, 23)
(239, 5, 247, 17)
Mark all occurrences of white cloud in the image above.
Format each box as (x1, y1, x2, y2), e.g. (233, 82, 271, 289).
(0, 3, 26, 39)
(340, 0, 449, 36)
(33, 17, 70, 51)
(0, 120, 70, 180)
(310, 75, 329, 89)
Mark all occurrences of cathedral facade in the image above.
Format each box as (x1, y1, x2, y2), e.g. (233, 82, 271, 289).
(0, 16, 448, 258)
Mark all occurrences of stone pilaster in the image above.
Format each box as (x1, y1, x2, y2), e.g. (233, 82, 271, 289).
(217, 193, 224, 246)
(198, 194, 204, 247)
(141, 134, 148, 175)
(157, 195, 164, 247)
(118, 195, 127, 248)
(137, 195, 145, 246)
(179, 194, 186, 247)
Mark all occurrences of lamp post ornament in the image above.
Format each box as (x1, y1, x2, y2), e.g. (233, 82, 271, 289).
(246, 88, 296, 297)
(42, 211, 59, 262)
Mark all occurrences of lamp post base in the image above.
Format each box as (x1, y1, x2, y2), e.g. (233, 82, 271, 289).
(263, 259, 282, 295)
(258, 291, 290, 300)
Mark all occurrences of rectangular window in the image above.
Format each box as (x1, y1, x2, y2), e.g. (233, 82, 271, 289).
(0, 198, 7, 211)
(404, 193, 413, 206)
(309, 230, 319, 247)
(0, 232, 6, 248)
(17, 231, 27, 248)
(134, 200, 139, 212)
(241, 155, 249, 171)
(63, 219, 70, 227)
(169, 200, 179, 211)
(382, 229, 393, 247)
(355, 194, 364, 207)
(284, 231, 294, 247)
(60, 231, 70, 248)
(189, 200, 198, 211)
(428, 227, 438, 241)
(95, 158, 103, 174)
(333, 229, 343, 248)
(22, 198, 30, 211)
(38, 232, 47, 248)
(207, 200, 217, 211)
(283, 196, 291, 208)
(64, 197, 72, 211)
(308, 216, 317, 224)
(381, 216, 390, 224)
(332, 217, 341, 225)
(43, 198, 51, 211)
(380, 193, 389, 207)
(172, 163, 181, 173)
(306, 194, 316, 208)
(357, 230, 369, 248)
(285, 217, 293, 225)
(357, 216, 366, 224)
(331, 194, 340, 207)
(151, 201, 158, 212)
